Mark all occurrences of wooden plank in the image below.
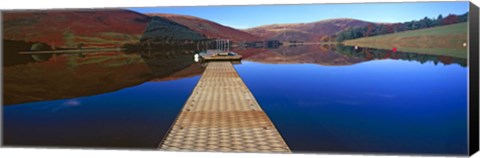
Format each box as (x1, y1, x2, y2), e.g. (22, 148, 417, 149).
(200, 50, 242, 61)
(201, 55, 242, 61)
(159, 61, 290, 153)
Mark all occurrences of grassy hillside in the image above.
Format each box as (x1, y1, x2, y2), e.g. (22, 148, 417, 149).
(343, 23, 467, 58)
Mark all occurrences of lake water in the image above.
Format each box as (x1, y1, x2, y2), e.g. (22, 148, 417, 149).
(3, 45, 468, 154)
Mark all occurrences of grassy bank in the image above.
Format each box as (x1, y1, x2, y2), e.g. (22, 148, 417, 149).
(343, 23, 468, 58)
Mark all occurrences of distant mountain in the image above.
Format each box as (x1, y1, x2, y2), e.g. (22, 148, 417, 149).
(245, 18, 373, 42)
(150, 14, 262, 42)
(3, 10, 375, 48)
(3, 9, 150, 48)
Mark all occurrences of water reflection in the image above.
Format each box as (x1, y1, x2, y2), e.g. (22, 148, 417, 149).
(3, 42, 468, 153)
(235, 59, 467, 154)
(237, 44, 467, 67)
(238, 44, 365, 66)
(3, 47, 206, 148)
(3, 48, 205, 105)
(140, 49, 202, 79)
(335, 45, 467, 67)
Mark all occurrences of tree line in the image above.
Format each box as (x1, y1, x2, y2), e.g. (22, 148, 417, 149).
(335, 12, 468, 42)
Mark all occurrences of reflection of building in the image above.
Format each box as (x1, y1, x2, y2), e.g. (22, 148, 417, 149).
(248, 41, 265, 48)
(267, 40, 281, 48)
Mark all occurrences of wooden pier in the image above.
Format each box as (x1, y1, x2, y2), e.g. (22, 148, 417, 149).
(199, 50, 242, 61)
(159, 61, 290, 153)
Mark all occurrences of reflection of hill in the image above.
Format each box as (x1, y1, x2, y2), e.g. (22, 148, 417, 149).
(4, 53, 153, 105)
(140, 49, 202, 79)
(238, 44, 467, 67)
(152, 63, 205, 81)
(335, 45, 467, 67)
(4, 49, 206, 106)
(241, 45, 366, 66)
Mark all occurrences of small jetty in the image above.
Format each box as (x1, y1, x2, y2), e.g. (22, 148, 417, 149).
(199, 49, 242, 61)
(159, 40, 290, 152)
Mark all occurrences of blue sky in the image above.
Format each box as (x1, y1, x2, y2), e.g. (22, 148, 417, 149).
(128, 2, 469, 29)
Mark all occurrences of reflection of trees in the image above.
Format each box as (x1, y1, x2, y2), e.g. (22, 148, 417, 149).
(335, 45, 467, 67)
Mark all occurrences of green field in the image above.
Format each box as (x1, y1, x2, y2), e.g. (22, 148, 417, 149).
(343, 23, 468, 58)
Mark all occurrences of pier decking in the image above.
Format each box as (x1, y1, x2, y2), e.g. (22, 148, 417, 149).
(159, 61, 290, 153)
(200, 50, 242, 61)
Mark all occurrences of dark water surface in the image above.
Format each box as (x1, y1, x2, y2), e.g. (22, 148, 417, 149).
(235, 45, 468, 154)
(3, 49, 204, 148)
(235, 60, 467, 154)
(3, 45, 468, 154)
(4, 79, 199, 148)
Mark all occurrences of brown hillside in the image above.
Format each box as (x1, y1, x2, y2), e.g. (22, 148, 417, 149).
(149, 14, 263, 42)
(3, 9, 150, 48)
(245, 18, 372, 42)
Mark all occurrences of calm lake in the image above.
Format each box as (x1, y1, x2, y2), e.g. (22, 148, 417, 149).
(3, 45, 468, 154)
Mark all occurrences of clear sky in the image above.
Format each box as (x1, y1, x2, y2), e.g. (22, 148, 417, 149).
(128, 2, 469, 29)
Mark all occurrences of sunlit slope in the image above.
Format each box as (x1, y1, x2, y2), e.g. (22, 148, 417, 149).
(152, 14, 262, 42)
(3, 10, 150, 48)
(343, 23, 467, 58)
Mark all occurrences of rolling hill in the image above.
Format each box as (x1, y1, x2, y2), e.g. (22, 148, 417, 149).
(150, 14, 262, 42)
(140, 16, 206, 41)
(343, 22, 468, 58)
(3, 9, 151, 48)
(245, 18, 373, 42)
